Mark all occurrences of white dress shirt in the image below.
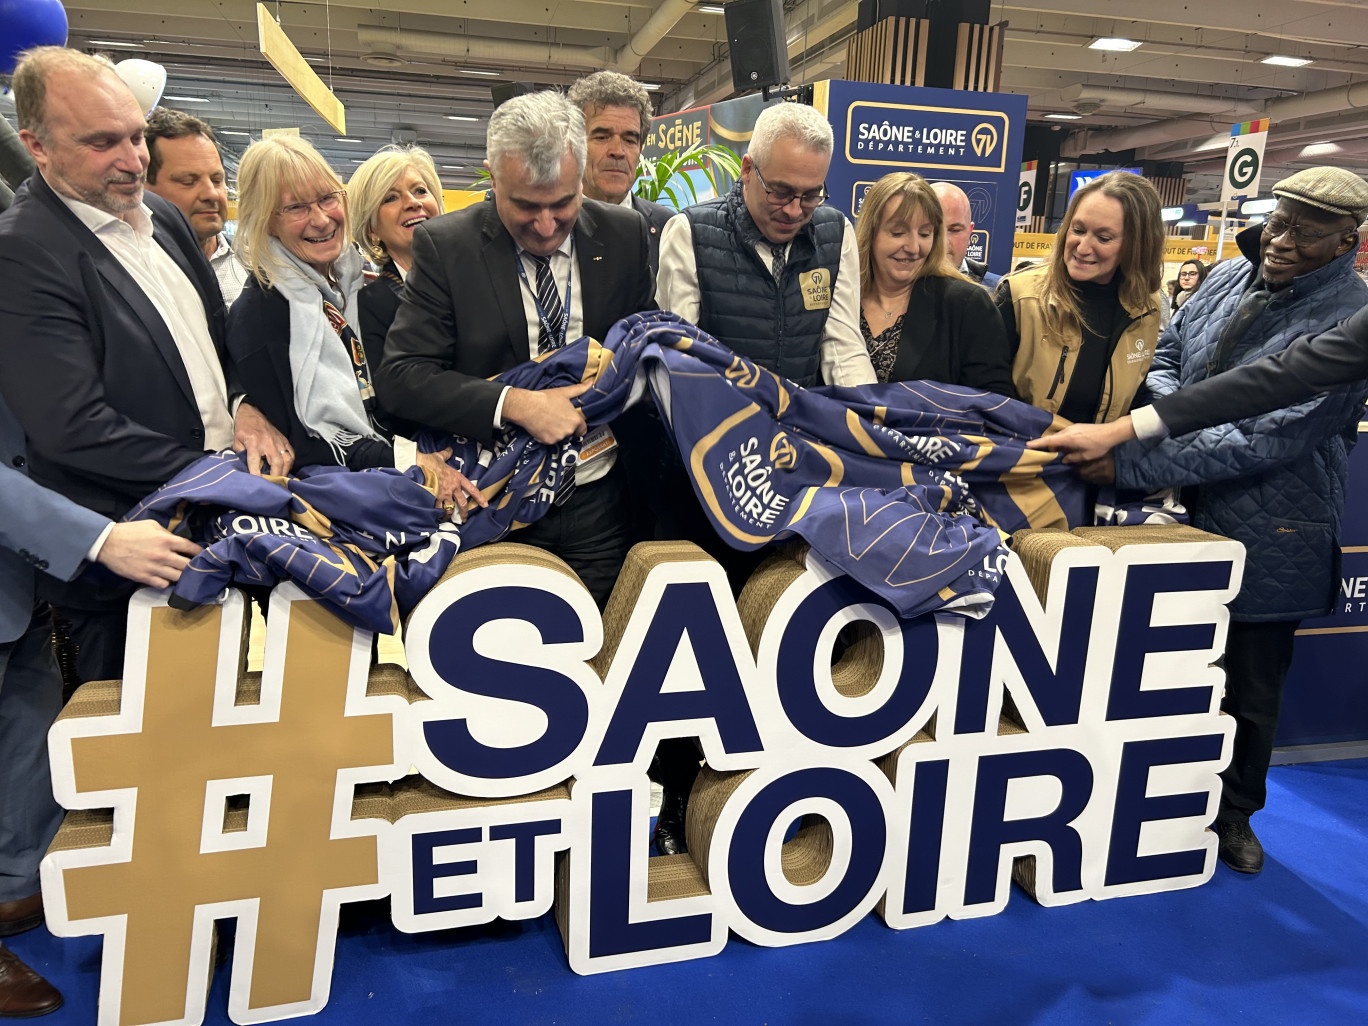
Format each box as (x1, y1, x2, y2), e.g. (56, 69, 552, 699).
(655, 214, 877, 386)
(1130, 405, 1169, 439)
(57, 193, 235, 451)
(491, 233, 612, 483)
(208, 231, 250, 311)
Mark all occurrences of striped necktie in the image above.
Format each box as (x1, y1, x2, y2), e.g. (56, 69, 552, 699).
(527, 253, 566, 354)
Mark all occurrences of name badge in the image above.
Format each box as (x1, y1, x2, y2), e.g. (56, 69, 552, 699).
(799, 268, 833, 310)
(578, 425, 617, 463)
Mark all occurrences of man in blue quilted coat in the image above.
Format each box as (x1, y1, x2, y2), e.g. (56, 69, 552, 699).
(1089, 167, 1368, 874)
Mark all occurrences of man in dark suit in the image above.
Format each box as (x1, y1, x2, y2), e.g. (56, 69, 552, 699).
(931, 181, 1000, 290)
(0, 47, 290, 683)
(376, 90, 654, 606)
(567, 70, 675, 275)
(0, 391, 197, 1017)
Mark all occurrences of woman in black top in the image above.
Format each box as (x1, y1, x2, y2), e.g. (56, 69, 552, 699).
(854, 172, 1016, 396)
(347, 145, 444, 348)
(227, 136, 475, 516)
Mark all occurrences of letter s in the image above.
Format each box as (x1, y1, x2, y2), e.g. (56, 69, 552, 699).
(402, 562, 606, 797)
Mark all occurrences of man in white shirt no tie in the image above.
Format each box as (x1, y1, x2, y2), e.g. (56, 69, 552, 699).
(0, 46, 291, 683)
(144, 107, 249, 309)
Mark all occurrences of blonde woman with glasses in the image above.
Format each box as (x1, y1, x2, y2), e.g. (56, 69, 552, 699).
(226, 136, 479, 517)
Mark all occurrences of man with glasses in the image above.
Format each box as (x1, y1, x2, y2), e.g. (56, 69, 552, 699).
(656, 102, 875, 387)
(1065, 167, 1368, 875)
(0, 47, 290, 685)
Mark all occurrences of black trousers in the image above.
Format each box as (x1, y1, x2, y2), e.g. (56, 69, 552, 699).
(1220, 618, 1301, 819)
(58, 603, 129, 685)
(514, 462, 631, 611)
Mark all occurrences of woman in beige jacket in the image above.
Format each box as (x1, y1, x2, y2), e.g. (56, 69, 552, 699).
(994, 171, 1166, 424)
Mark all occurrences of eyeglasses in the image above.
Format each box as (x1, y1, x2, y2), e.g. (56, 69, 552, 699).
(1177, 269, 1200, 278)
(1261, 215, 1351, 246)
(752, 165, 828, 210)
(276, 190, 345, 223)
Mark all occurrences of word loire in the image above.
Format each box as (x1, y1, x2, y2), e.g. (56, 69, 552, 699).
(43, 529, 1241, 1024)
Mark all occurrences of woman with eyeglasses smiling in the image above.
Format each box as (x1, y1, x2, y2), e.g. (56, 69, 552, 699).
(226, 136, 479, 518)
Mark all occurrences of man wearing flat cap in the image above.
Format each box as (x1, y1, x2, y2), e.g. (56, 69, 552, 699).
(1075, 166, 1368, 875)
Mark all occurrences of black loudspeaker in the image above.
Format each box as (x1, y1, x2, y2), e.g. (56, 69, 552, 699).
(490, 82, 539, 108)
(726, 0, 790, 93)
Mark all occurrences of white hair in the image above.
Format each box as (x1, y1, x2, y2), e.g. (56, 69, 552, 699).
(748, 102, 833, 167)
(486, 91, 587, 187)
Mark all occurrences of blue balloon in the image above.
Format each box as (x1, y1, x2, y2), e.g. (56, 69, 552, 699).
(0, 0, 70, 76)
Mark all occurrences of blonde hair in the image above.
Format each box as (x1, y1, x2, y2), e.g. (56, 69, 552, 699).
(235, 135, 346, 287)
(855, 172, 972, 296)
(347, 146, 444, 263)
(1030, 171, 1164, 338)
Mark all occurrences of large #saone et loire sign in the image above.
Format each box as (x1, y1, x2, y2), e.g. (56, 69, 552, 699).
(42, 526, 1242, 1025)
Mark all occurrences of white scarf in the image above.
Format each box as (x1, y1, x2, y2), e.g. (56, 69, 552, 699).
(266, 238, 380, 464)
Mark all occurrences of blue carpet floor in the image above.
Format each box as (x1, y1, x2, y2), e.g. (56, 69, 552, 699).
(11, 758, 1367, 1025)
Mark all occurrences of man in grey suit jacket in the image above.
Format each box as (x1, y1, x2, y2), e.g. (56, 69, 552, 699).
(567, 71, 675, 275)
(0, 393, 197, 1017)
(376, 91, 654, 606)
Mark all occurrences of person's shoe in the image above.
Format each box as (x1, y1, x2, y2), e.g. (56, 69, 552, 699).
(0, 947, 64, 1018)
(1214, 816, 1264, 874)
(0, 895, 42, 938)
(653, 791, 689, 856)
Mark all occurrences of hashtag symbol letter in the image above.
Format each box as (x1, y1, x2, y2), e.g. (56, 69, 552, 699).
(42, 584, 401, 1025)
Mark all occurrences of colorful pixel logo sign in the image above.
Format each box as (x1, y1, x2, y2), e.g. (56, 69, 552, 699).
(43, 527, 1241, 1023)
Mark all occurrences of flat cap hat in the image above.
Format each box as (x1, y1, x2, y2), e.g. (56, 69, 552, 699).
(1272, 166, 1368, 225)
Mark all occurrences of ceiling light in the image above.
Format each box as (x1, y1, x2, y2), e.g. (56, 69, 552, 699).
(1044, 112, 1082, 120)
(352, 159, 367, 163)
(335, 137, 363, 143)
(162, 95, 209, 104)
(1262, 55, 1312, 67)
(304, 56, 327, 64)
(88, 40, 145, 49)
(1176, 220, 1197, 228)
(219, 130, 252, 137)
(441, 164, 465, 170)
(458, 68, 501, 77)
(640, 83, 661, 91)
(697, 3, 726, 12)
(1088, 38, 1141, 52)
(445, 115, 479, 121)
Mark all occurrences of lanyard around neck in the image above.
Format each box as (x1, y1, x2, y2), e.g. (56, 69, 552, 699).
(515, 238, 575, 351)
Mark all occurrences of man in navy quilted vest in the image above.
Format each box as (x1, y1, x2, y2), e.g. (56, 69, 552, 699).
(655, 102, 876, 388)
(1081, 166, 1368, 875)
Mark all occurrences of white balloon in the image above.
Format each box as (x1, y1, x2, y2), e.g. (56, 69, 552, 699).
(115, 59, 167, 116)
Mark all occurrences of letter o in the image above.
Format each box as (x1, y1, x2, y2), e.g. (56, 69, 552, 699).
(720, 766, 887, 943)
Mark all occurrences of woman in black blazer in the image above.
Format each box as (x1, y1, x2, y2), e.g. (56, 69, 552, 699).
(854, 172, 1017, 396)
(347, 145, 444, 355)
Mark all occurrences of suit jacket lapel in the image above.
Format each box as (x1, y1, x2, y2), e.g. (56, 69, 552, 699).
(575, 204, 606, 337)
(33, 176, 197, 408)
(480, 203, 531, 363)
